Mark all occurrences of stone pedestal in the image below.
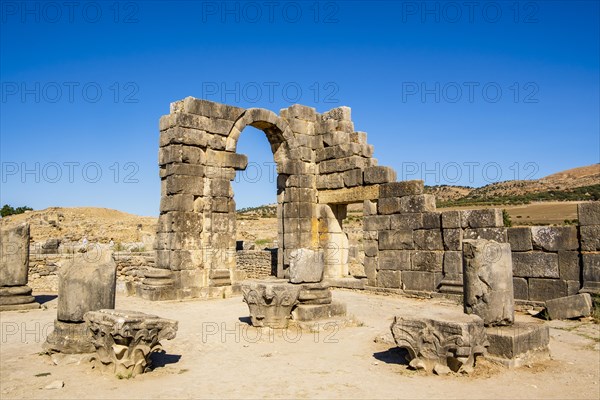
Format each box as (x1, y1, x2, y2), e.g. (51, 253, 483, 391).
(291, 302, 347, 322)
(463, 239, 514, 326)
(0, 223, 40, 311)
(44, 250, 116, 353)
(390, 309, 488, 374)
(485, 322, 550, 368)
(85, 309, 178, 377)
(297, 282, 332, 305)
(241, 279, 300, 328)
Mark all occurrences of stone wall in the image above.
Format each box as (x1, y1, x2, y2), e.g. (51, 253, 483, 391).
(27, 249, 153, 292)
(236, 249, 276, 279)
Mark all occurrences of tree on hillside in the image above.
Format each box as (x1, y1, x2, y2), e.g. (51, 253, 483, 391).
(0, 204, 33, 218)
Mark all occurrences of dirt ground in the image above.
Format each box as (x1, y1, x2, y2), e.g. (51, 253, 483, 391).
(1, 290, 599, 399)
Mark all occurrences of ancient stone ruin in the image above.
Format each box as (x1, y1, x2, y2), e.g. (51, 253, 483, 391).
(0, 223, 40, 311)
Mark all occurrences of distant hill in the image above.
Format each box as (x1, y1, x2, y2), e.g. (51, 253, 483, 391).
(427, 164, 600, 206)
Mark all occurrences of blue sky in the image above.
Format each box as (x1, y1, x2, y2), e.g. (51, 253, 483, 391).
(1, 0, 598, 216)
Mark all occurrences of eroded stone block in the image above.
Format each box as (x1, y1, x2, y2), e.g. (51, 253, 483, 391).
(545, 293, 592, 320)
(241, 279, 300, 328)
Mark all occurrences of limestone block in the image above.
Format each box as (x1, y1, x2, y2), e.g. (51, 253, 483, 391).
(323, 106, 351, 121)
(281, 104, 317, 121)
(289, 248, 324, 283)
(463, 228, 507, 243)
(441, 210, 461, 229)
(44, 320, 94, 354)
(512, 252, 559, 278)
(291, 301, 347, 321)
(0, 223, 30, 286)
(443, 251, 462, 275)
(241, 279, 301, 328)
(297, 282, 332, 305)
(165, 174, 204, 195)
(463, 239, 514, 326)
(378, 250, 411, 271)
(85, 309, 178, 377)
(376, 270, 401, 288)
(377, 198, 401, 215)
(349, 131, 367, 144)
(343, 169, 363, 187)
(57, 250, 117, 322)
(164, 162, 205, 177)
(319, 156, 368, 174)
(531, 226, 578, 251)
(578, 201, 600, 225)
(316, 173, 344, 189)
(363, 200, 377, 216)
(443, 228, 463, 251)
(160, 194, 194, 213)
(580, 226, 600, 251)
(485, 322, 549, 367)
(513, 277, 528, 300)
(181, 96, 245, 120)
(321, 131, 350, 147)
(399, 195, 436, 213)
(364, 256, 378, 286)
(316, 143, 361, 162)
(378, 230, 413, 250)
(390, 213, 423, 230)
(363, 166, 396, 184)
(158, 144, 205, 166)
(508, 227, 533, 251)
(363, 215, 391, 231)
(379, 180, 424, 198)
(391, 310, 488, 373)
(411, 251, 443, 272)
(363, 240, 378, 257)
(545, 293, 592, 320)
(159, 126, 213, 148)
(460, 209, 503, 228)
(402, 271, 436, 291)
(581, 253, 600, 294)
(206, 149, 248, 170)
(413, 230, 443, 251)
(421, 212, 441, 229)
(528, 278, 567, 302)
(558, 251, 580, 281)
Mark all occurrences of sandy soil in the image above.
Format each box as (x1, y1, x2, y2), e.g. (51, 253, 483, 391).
(1, 291, 599, 399)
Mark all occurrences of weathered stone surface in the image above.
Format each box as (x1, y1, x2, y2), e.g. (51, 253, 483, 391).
(558, 251, 580, 281)
(443, 251, 462, 275)
(399, 195, 436, 213)
(443, 228, 462, 251)
(513, 277, 528, 300)
(413, 230, 443, 251)
(460, 209, 503, 228)
(463, 240, 514, 326)
(390, 213, 423, 230)
(0, 223, 30, 286)
(441, 210, 461, 229)
(411, 251, 443, 272)
(463, 228, 507, 243)
(580, 226, 600, 251)
(364, 215, 391, 231)
(508, 227, 533, 252)
(44, 320, 94, 354)
(581, 253, 600, 294)
(390, 310, 488, 373)
(485, 322, 550, 367)
(378, 230, 413, 250)
(422, 212, 441, 229)
(578, 201, 600, 225)
(289, 248, 324, 283)
(85, 309, 178, 377)
(402, 271, 436, 291)
(241, 279, 300, 328)
(291, 301, 346, 321)
(528, 278, 567, 302)
(379, 180, 424, 198)
(297, 283, 332, 305)
(41, 238, 61, 254)
(376, 270, 401, 288)
(512, 252, 559, 278)
(545, 293, 592, 320)
(531, 226, 578, 251)
(378, 250, 410, 270)
(363, 166, 396, 184)
(57, 250, 117, 322)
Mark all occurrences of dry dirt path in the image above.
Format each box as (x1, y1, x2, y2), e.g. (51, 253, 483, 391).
(1, 290, 599, 399)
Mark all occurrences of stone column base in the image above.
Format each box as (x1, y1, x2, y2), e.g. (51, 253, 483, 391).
(485, 322, 550, 368)
(0, 285, 40, 311)
(43, 320, 94, 354)
(292, 301, 347, 322)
